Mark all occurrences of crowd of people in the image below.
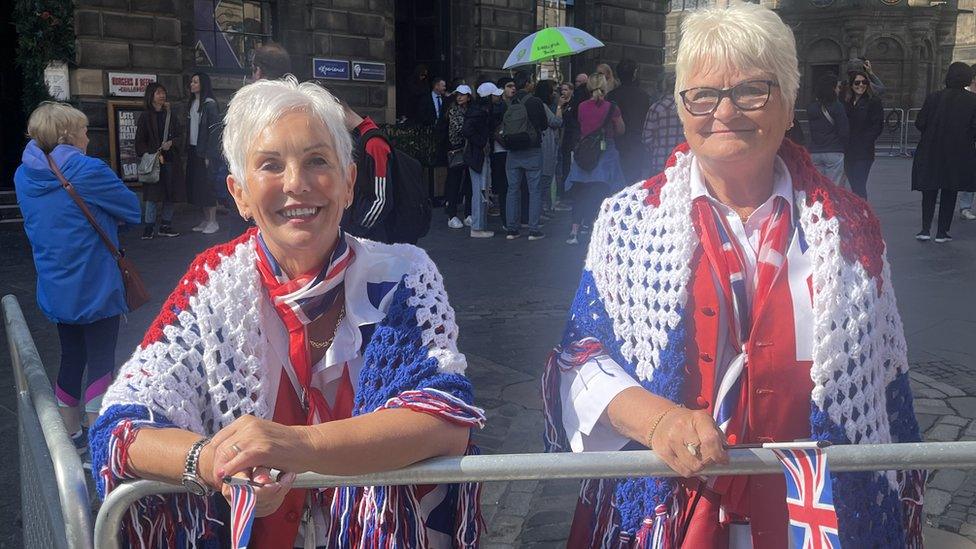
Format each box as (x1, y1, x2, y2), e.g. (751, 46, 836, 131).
(10, 2, 962, 547)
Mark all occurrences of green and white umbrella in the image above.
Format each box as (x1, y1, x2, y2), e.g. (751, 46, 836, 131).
(502, 27, 605, 70)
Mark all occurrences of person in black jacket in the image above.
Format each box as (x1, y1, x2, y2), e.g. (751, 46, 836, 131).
(806, 73, 849, 185)
(337, 99, 395, 243)
(186, 73, 222, 234)
(911, 62, 976, 242)
(843, 71, 884, 200)
(461, 82, 504, 238)
(606, 59, 651, 182)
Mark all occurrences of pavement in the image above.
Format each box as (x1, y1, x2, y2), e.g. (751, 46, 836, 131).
(0, 155, 975, 547)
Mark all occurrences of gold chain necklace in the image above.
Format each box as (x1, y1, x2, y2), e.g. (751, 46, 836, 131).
(308, 305, 346, 350)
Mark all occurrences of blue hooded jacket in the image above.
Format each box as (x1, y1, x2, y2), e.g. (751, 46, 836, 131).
(14, 141, 142, 324)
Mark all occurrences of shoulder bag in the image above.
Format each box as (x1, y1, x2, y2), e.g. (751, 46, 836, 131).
(45, 154, 150, 311)
(137, 109, 171, 184)
(573, 102, 616, 171)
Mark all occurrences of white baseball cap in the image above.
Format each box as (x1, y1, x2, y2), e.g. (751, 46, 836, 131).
(476, 82, 504, 97)
(453, 84, 473, 96)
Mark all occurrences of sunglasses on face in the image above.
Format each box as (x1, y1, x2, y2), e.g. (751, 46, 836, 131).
(853, 80, 868, 86)
(678, 79, 779, 116)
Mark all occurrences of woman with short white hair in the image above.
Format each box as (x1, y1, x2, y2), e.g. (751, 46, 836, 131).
(543, 4, 924, 547)
(90, 77, 485, 548)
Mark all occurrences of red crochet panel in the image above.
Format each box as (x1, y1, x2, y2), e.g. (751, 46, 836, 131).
(646, 139, 885, 286)
(139, 227, 258, 348)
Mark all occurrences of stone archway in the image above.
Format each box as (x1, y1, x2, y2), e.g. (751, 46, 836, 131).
(802, 38, 844, 106)
(864, 36, 906, 104)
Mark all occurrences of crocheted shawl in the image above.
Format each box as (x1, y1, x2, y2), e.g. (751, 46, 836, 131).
(543, 140, 925, 547)
(90, 228, 485, 548)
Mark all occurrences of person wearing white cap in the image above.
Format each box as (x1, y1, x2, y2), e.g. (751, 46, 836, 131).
(459, 82, 505, 238)
(445, 84, 474, 229)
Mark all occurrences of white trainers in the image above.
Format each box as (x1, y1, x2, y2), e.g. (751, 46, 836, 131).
(191, 220, 209, 232)
(470, 230, 495, 238)
(961, 209, 976, 221)
(201, 221, 219, 234)
(448, 217, 464, 229)
(464, 216, 473, 227)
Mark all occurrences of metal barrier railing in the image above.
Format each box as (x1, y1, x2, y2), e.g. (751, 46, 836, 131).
(793, 107, 909, 156)
(905, 107, 923, 156)
(2, 295, 94, 549)
(94, 440, 976, 549)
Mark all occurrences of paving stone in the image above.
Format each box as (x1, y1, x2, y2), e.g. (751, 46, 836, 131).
(526, 510, 573, 528)
(926, 488, 953, 515)
(486, 514, 526, 544)
(917, 413, 940, 433)
(508, 480, 540, 493)
(943, 416, 970, 427)
(927, 423, 963, 442)
(497, 490, 534, 517)
(928, 379, 967, 398)
(959, 522, 976, 538)
(931, 470, 969, 492)
(915, 398, 956, 416)
(520, 522, 573, 543)
(948, 397, 976, 419)
(914, 386, 949, 399)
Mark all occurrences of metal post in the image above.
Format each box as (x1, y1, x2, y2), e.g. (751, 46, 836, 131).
(94, 441, 976, 549)
(2, 295, 94, 549)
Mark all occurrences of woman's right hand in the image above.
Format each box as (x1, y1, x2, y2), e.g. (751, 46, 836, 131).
(649, 407, 728, 477)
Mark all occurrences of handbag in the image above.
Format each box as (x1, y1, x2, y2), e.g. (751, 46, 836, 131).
(45, 154, 150, 312)
(137, 109, 171, 184)
(448, 147, 465, 168)
(573, 102, 615, 171)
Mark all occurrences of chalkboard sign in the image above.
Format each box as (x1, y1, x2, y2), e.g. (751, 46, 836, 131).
(107, 100, 144, 183)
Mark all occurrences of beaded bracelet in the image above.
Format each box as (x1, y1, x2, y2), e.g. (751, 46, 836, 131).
(645, 405, 683, 450)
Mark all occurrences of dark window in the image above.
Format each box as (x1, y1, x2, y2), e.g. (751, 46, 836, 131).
(194, 0, 274, 72)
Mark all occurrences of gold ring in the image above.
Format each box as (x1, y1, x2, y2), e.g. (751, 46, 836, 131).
(686, 442, 701, 457)
(231, 443, 243, 455)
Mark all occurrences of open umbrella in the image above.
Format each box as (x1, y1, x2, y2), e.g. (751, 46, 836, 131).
(502, 27, 605, 70)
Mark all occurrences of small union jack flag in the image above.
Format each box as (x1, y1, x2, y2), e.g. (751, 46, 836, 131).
(230, 484, 257, 549)
(772, 448, 842, 549)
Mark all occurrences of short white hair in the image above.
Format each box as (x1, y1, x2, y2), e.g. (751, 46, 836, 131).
(222, 76, 353, 189)
(674, 3, 799, 112)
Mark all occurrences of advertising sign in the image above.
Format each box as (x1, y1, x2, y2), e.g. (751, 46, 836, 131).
(313, 58, 350, 80)
(351, 61, 386, 82)
(108, 72, 157, 97)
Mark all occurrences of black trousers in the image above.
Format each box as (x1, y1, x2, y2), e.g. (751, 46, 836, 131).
(844, 157, 873, 200)
(444, 164, 471, 219)
(56, 315, 120, 411)
(490, 152, 508, 227)
(921, 189, 958, 236)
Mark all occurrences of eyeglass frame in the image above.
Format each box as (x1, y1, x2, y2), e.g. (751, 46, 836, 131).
(678, 79, 781, 117)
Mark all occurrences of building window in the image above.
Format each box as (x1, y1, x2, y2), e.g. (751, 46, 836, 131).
(194, 0, 274, 72)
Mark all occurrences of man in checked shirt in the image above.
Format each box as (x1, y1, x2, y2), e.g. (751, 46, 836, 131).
(642, 77, 686, 176)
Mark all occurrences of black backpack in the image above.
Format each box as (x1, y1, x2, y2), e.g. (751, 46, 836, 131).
(359, 128, 431, 244)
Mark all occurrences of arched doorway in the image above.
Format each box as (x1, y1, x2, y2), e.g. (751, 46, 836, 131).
(865, 37, 906, 105)
(803, 38, 844, 107)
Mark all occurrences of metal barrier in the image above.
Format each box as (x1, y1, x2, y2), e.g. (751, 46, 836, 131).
(94, 440, 976, 549)
(793, 107, 909, 156)
(2, 295, 94, 549)
(905, 107, 923, 156)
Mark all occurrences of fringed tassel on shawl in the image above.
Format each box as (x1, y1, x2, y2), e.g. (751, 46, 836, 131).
(542, 348, 569, 452)
(455, 445, 484, 548)
(122, 493, 222, 549)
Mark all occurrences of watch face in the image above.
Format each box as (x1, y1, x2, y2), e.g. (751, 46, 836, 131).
(182, 476, 209, 496)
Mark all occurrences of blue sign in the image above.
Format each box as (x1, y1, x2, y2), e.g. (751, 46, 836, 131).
(313, 58, 349, 80)
(351, 61, 386, 82)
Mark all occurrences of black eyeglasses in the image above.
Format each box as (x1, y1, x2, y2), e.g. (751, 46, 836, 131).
(678, 79, 780, 116)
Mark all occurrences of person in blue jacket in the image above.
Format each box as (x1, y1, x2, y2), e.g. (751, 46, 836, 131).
(14, 101, 142, 455)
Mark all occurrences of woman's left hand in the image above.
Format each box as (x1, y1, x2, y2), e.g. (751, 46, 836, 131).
(220, 466, 298, 518)
(208, 415, 312, 481)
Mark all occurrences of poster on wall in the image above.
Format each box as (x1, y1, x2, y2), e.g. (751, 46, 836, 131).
(108, 72, 157, 97)
(44, 62, 70, 101)
(107, 101, 145, 183)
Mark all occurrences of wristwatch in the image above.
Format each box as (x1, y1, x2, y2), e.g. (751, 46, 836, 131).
(182, 436, 213, 496)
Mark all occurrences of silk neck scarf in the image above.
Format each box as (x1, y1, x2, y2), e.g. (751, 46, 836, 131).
(255, 231, 356, 424)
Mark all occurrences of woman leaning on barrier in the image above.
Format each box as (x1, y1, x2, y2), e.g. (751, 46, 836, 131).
(13, 102, 141, 457)
(89, 77, 485, 548)
(542, 5, 925, 547)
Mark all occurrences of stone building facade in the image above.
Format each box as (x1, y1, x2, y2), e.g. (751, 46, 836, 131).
(59, 0, 668, 167)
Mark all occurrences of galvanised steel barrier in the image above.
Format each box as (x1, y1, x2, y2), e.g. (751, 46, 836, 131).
(793, 107, 909, 157)
(2, 295, 94, 549)
(94, 441, 976, 549)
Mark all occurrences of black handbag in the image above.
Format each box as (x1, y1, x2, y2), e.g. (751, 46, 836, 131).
(573, 102, 615, 171)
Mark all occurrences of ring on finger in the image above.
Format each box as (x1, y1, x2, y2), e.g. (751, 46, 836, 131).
(685, 441, 701, 458)
(231, 443, 243, 455)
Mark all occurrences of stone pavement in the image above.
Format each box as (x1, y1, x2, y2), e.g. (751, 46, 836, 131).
(1, 155, 976, 546)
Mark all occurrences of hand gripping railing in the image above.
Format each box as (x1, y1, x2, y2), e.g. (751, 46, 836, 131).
(2, 295, 94, 549)
(94, 440, 976, 549)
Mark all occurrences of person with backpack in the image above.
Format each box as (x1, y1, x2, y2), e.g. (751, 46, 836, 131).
(338, 99, 395, 242)
(564, 72, 625, 245)
(186, 73, 222, 234)
(501, 70, 550, 240)
(462, 81, 504, 238)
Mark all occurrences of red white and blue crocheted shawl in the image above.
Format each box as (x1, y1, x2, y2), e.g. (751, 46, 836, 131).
(543, 140, 926, 548)
(89, 228, 485, 548)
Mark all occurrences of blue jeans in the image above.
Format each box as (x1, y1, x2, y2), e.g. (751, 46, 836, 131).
(145, 202, 175, 226)
(468, 157, 491, 231)
(505, 148, 543, 232)
(959, 192, 974, 211)
(810, 152, 845, 186)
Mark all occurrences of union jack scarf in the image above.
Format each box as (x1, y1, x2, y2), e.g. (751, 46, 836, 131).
(230, 484, 257, 549)
(255, 231, 356, 424)
(772, 448, 842, 549)
(692, 196, 793, 518)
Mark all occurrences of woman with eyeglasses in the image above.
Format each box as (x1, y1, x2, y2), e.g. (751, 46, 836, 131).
(843, 71, 883, 199)
(542, 5, 924, 547)
(807, 73, 849, 186)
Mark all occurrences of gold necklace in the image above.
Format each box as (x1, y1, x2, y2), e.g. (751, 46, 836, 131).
(308, 305, 346, 350)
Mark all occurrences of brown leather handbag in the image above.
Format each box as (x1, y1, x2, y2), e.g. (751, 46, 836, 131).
(45, 154, 150, 312)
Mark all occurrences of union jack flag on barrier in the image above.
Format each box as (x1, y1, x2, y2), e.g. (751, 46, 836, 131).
(230, 484, 257, 549)
(772, 447, 842, 549)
